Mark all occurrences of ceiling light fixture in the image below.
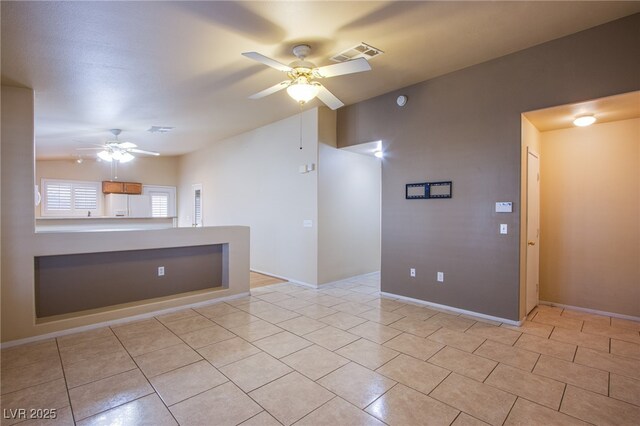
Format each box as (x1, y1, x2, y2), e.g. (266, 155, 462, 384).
(286, 77, 321, 104)
(374, 150, 383, 158)
(97, 150, 135, 163)
(573, 115, 596, 127)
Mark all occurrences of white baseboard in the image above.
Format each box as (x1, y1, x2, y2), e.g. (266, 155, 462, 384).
(318, 271, 381, 287)
(539, 301, 640, 322)
(381, 292, 522, 326)
(250, 269, 316, 288)
(250, 269, 381, 289)
(0, 292, 251, 349)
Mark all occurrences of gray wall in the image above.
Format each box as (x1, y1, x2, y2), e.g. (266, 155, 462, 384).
(36, 244, 224, 317)
(337, 14, 640, 321)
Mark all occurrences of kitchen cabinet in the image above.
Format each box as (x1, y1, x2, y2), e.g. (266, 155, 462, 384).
(124, 182, 142, 194)
(102, 181, 142, 195)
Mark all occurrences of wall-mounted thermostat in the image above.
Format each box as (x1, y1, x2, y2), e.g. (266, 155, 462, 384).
(495, 202, 513, 213)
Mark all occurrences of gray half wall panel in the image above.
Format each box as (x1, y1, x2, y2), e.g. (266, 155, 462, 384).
(35, 244, 224, 318)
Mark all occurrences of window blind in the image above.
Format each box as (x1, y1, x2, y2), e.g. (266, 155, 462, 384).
(150, 193, 169, 217)
(45, 182, 72, 211)
(41, 179, 101, 216)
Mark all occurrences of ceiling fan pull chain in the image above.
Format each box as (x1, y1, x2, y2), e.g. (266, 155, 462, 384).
(299, 105, 303, 150)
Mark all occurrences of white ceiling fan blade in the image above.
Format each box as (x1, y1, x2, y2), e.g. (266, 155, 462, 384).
(242, 52, 292, 72)
(76, 147, 104, 150)
(248, 81, 290, 100)
(316, 85, 344, 110)
(313, 57, 371, 78)
(129, 148, 160, 156)
(118, 142, 137, 149)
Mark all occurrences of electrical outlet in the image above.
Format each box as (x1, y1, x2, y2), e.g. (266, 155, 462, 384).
(437, 272, 444, 282)
(500, 224, 508, 234)
(410, 268, 416, 278)
(158, 266, 165, 276)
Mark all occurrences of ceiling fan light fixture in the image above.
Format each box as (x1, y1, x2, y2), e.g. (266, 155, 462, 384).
(97, 150, 113, 162)
(119, 152, 135, 163)
(287, 79, 320, 104)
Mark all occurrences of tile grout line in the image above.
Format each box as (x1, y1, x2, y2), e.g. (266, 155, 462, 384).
(67, 332, 155, 423)
(241, 370, 322, 423)
(54, 338, 76, 425)
(153, 305, 276, 416)
(361, 381, 399, 423)
(499, 395, 520, 426)
(240, 408, 284, 426)
(109, 320, 182, 425)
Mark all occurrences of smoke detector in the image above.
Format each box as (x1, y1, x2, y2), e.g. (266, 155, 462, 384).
(331, 42, 384, 63)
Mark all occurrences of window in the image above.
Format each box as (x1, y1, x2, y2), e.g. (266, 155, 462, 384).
(150, 192, 169, 217)
(41, 179, 101, 217)
(142, 185, 176, 217)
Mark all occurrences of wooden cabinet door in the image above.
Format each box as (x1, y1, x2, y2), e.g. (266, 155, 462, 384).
(102, 181, 124, 194)
(123, 182, 142, 194)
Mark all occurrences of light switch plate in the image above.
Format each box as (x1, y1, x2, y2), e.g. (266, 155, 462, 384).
(500, 224, 508, 234)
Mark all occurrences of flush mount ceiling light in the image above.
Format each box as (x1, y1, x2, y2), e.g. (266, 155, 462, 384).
(374, 150, 383, 158)
(573, 115, 596, 127)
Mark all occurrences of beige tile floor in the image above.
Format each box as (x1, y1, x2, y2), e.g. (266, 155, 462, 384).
(2, 273, 640, 425)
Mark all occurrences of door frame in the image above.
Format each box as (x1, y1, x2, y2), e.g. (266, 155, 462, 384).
(525, 147, 540, 314)
(191, 183, 203, 227)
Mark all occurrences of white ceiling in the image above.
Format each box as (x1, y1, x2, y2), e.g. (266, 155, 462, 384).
(2, 1, 639, 159)
(524, 91, 640, 132)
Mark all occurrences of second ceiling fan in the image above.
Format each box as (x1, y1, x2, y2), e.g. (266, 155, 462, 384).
(242, 44, 372, 110)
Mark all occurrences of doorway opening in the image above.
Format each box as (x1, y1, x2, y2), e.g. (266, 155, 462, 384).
(519, 91, 640, 320)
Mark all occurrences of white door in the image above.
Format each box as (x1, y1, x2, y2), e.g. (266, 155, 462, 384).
(192, 184, 203, 227)
(526, 149, 540, 314)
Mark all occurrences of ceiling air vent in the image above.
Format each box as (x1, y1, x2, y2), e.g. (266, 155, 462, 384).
(148, 126, 174, 134)
(330, 42, 384, 63)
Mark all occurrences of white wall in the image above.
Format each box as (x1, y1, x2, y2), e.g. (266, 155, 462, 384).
(539, 118, 639, 316)
(37, 157, 180, 187)
(177, 107, 382, 286)
(178, 109, 319, 285)
(318, 108, 381, 283)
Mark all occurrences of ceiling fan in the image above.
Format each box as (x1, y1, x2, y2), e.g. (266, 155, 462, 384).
(77, 129, 160, 163)
(242, 44, 372, 110)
